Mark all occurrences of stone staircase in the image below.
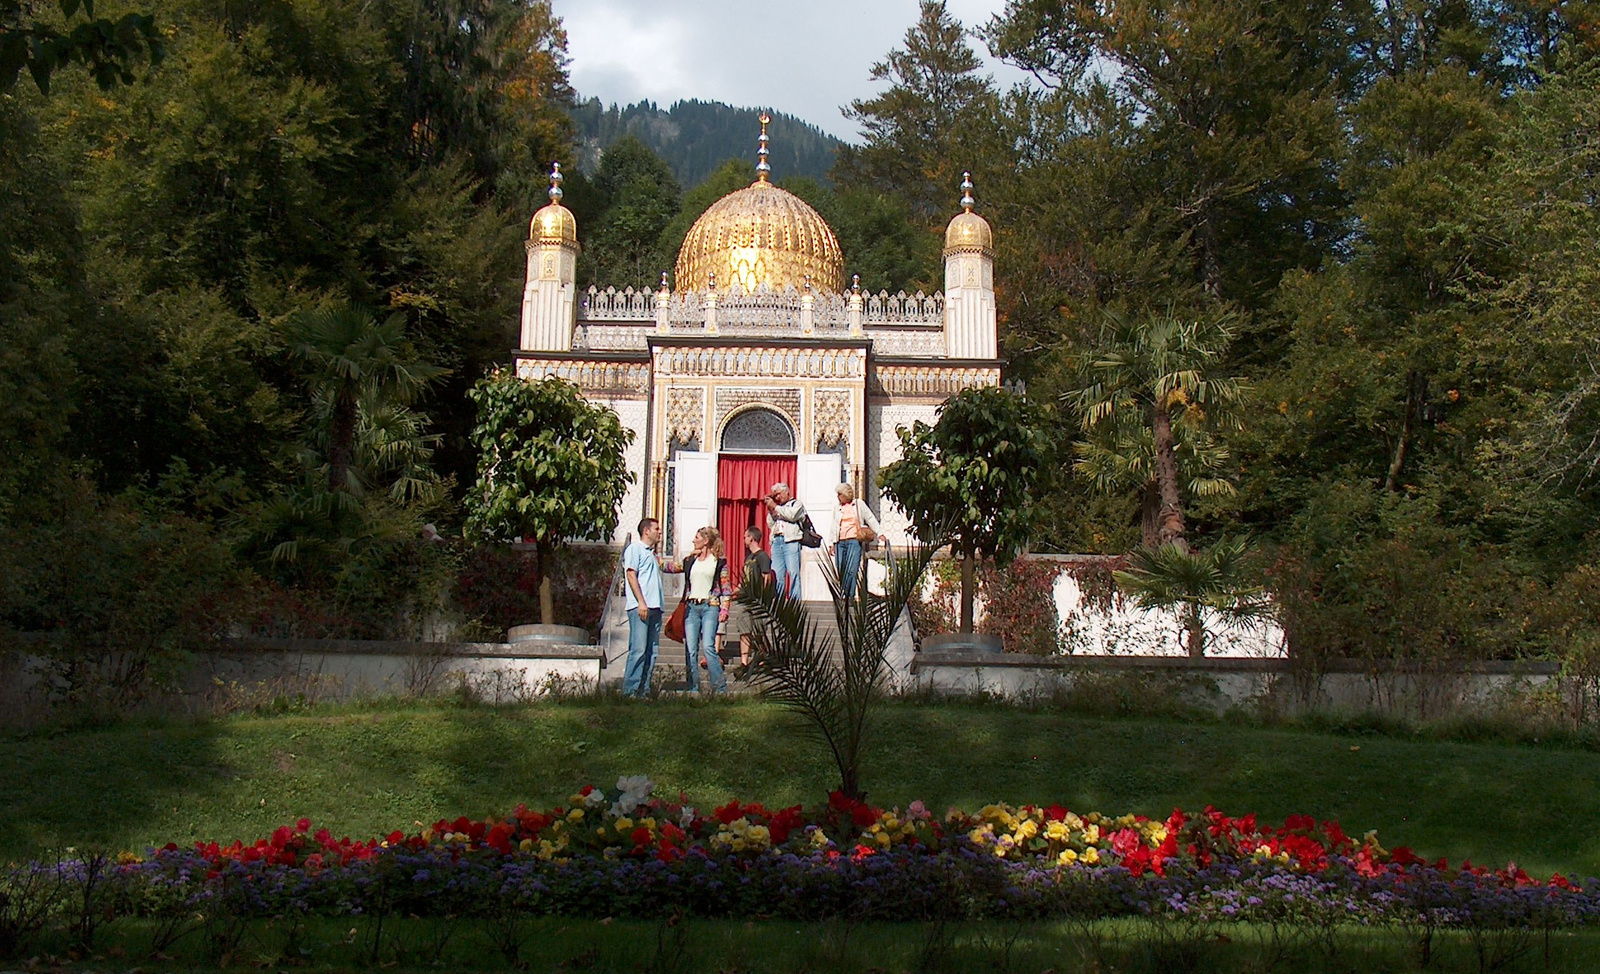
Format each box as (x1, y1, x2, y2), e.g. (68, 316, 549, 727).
(599, 596, 916, 694)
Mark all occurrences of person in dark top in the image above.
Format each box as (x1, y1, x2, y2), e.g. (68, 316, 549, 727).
(727, 525, 774, 666)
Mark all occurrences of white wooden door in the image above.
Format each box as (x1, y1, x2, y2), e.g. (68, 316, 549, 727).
(796, 452, 843, 599)
(670, 452, 717, 595)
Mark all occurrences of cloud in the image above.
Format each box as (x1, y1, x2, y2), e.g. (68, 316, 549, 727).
(556, 1, 1029, 142)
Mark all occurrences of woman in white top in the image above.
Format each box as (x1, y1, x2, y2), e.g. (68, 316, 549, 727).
(670, 527, 730, 693)
(829, 483, 882, 598)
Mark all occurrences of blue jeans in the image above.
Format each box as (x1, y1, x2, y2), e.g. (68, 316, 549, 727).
(684, 601, 727, 692)
(622, 606, 662, 696)
(771, 535, 802, 599)
(835, 538, 863, 597)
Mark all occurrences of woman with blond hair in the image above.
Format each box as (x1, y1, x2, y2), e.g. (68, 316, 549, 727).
(670, 526, 731, 692)
(829, 483, 882, 598)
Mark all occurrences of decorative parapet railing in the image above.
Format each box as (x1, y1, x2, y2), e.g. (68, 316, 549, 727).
(578, 285, 944, 329)
(515, 356, 651, 396)
(653, 344, 867, 380)
(870, 363, 1001, 399)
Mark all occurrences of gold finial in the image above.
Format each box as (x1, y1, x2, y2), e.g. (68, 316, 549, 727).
(549, 162, 565, 205)
(660, 271, 670, 290)
(960, 171, 974, 212)
(756, 113, 772, 182)
(851, 273, 861, 294)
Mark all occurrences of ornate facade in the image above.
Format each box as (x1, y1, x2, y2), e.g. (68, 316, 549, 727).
(514, 120, 1001, 590)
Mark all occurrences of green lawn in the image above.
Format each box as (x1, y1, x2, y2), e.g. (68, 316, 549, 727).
(23, 918, 1600, 973)
(3, 697, 1598, 878)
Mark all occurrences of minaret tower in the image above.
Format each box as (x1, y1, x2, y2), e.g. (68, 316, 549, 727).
(941, 172, 997, 359)
(520, 162, 580, 351)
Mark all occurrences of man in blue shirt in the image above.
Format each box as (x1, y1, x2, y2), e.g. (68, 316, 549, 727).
(622, 517, 665, 696)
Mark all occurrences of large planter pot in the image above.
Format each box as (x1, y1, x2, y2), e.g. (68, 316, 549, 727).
(507, 624, 590, 647)
(921, 633, 1004, 654)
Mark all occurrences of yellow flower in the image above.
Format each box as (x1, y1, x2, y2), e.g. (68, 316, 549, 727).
(567, 809, 585, 823)
(1083, 824, 1100, 844)
(1045, 821, 1071, 843)
(875, 832, 891, 848)
(1058, 848, 1078, 865)
(615, 816, 633, 831)
(1082, 847, 1100, 864)
(519, 838, 535, 853)
(1016, 819, 1039, 840)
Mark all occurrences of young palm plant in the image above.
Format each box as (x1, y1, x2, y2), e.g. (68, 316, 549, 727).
(737, 528, 948, 801)
(1113, 538, 1270, 658)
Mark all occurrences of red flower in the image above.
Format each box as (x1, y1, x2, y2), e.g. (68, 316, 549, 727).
(296, 817, 311, 832)
(487, 823, 514, 856)
(632, 826, 653, 847)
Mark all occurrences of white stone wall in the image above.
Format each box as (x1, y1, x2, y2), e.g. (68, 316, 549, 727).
(865, 401, 939, 547)
(602, 397, 650, 541)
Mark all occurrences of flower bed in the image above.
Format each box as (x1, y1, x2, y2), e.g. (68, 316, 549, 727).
(6, 778, 1597, 935)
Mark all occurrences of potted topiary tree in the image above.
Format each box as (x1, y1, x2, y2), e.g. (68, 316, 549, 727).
(464, 371, 634, 642)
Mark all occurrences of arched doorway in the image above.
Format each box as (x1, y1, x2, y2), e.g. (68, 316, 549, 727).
(716, 407, 796, 587)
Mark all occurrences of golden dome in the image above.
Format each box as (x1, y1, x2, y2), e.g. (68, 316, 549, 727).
(531, 203, 578, 246)
(673, 115, 842, 293)
(944, 171, 993, 255)
(530, 161, 578, 248)
(944, 211, 993, 254)
(675, 181, 843, 293)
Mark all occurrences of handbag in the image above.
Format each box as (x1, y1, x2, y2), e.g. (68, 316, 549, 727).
(664, 597, 688, 642)
(799, 514, 823, 548)
(856, 522, 878, 545)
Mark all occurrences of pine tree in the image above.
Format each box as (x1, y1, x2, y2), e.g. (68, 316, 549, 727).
(834, 1, 1000, 223)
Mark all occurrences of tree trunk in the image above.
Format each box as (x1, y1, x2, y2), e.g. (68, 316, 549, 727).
(328, 390, 358, 492)
(1185, 603, 1205, 658)
(535, 541, 554, 626)
(960, 544, 976, 634)
(1140, 482, 1161, 549)
(1384, 370, 1423, 493)
(1203, 214, 1222, 297)
(1151, 402, 1188, 552)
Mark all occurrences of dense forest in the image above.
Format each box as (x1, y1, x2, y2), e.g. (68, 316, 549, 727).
(3, 0, 1600, 696)
(569, 98, 841, 188)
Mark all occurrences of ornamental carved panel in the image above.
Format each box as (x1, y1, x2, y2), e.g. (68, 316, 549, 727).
(715, 388, 801, 434)
(813, 389, 851, 448)
(665, 387, 704, 446)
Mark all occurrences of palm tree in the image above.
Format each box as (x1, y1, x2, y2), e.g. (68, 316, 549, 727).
(739, 524, 948, 801)
(286, 304, 445, 493)
(1073, 409, 1237, 549)
(1113, 538, 1269, 658)
(1068, 310, 1244, 552)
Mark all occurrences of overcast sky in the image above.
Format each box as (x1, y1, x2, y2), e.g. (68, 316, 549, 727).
(557, 0, 1029, 143)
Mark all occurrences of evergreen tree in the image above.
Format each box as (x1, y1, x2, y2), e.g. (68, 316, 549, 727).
(582, 135, 680, 288)
(835, 1, 1000, 224)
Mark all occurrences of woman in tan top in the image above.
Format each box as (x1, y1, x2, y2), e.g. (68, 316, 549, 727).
(829, 483, 882, 598)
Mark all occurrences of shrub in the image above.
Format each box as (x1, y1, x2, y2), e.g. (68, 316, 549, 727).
(0, 479, 250, 713)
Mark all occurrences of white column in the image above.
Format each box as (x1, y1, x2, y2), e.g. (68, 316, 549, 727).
(520, 240, 579, 352)
(942, 251, 997, 359)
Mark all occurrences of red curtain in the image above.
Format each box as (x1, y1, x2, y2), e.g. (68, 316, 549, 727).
(717, 455, 795, 588)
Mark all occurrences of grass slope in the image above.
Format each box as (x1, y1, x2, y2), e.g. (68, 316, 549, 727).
(3, 698, 1597, 877)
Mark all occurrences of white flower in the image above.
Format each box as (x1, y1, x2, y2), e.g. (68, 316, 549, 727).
(583, 789, 607, 809)
(609, 774, 655, 817)
(679, 806, 697, 830)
